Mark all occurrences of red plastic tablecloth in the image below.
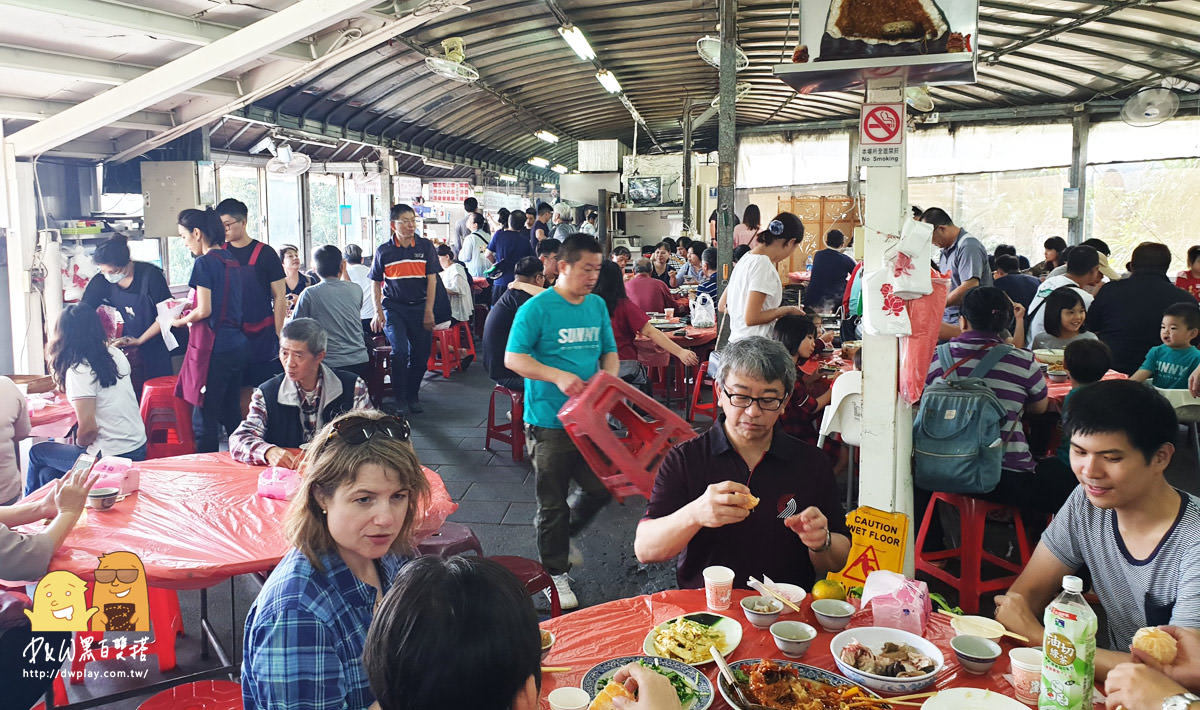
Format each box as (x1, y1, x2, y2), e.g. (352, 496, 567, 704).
(13, 452, 456, 590)
(1046, 370, 1126, 405)
(539, 589, 1094, 710)
(27, 392, 77, 438)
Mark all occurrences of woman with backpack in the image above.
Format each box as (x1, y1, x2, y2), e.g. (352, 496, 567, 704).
(915, 287, 1074, 515)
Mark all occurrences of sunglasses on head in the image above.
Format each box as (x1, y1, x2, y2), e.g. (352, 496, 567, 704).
(329, 415, 411, 445)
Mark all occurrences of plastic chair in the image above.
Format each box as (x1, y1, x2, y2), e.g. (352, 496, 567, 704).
(687, 362, 718, 423)
(455, 321, 476, 363)
(559, 372, 698, 502)
(427, 327, 462, 377)
(490, 555, 561, 617)
(486, 385, 525, 462)
(137, 680, 243, 710)
(366, 337, 391, 407)
(1156, 388, 1200, 451)
(417, 521, 484, 558)
(914, 492, 1032, 615)
(817, 371, 863, 509)
(139, 376, 195, 459)
(68, 586, 185, 682)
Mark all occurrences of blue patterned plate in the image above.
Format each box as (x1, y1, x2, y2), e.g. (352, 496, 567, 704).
(717, 658, 880, 710)
(581, 655, 714, 710)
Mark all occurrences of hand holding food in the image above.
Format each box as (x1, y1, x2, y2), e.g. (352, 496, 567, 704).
(784, 506, 829, 550)
(1133, 627, 1178, 665)
(609, 663, 686, 710)
(1149, 626, 1200, 691)
(687, 481, 752, 528)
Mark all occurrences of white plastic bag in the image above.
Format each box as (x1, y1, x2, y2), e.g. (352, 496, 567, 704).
(890, 220, 933, 299)
(862, 268, 911, 336)
(691, 292, 717, 328)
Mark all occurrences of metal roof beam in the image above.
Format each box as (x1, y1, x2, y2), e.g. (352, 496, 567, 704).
(0, 44, 240, 98)
(7, 0, 381, 157)
(0, 95, 175, 131)
(984, 0, 1173, 63)
(0, 0, 316, 63)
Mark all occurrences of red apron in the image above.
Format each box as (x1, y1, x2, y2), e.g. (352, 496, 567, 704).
(175, 252, 236, 408)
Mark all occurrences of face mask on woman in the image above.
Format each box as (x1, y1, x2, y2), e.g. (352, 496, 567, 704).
(103, 268, 126, 284)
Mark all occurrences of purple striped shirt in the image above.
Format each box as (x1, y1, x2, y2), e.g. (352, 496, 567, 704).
(924, 331, 1048, 471)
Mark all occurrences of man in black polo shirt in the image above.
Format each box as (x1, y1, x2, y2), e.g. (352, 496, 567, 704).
(482, 256, 544, 390)
(634, 336, 851, 589)
(370, 203, 441, 415)
(217, 198, 287, 410)
(529, 202, 553, 252)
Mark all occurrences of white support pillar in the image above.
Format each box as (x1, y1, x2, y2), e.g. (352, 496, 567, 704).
(2, 130, 45, 374)
(857, 78, 915, 575)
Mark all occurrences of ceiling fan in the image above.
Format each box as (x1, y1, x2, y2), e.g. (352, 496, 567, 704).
(696, 35, 750, 72)
(425, 37, 480, 83)
(250, 136, 311, 176)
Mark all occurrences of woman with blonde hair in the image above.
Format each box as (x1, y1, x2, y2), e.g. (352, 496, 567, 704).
(241, 410, 430, 710)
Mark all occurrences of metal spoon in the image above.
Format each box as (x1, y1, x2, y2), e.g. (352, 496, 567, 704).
(709, 646, 772, 710)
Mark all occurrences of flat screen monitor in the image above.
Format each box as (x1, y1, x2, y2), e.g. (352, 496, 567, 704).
(627, 177, 662, 206)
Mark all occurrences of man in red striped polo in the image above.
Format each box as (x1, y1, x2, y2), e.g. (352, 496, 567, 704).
(370, 203, 441, 415)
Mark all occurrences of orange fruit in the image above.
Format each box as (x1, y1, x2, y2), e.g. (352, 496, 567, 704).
(811, 579, 846, 601)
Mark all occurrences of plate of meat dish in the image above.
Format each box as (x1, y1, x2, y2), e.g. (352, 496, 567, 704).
(717, 658, 881, 710)
(831, 627, 944, 694)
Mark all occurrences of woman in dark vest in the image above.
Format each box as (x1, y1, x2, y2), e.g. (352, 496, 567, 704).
(172, 207, 249, 453)
(81, 235, 175, 397)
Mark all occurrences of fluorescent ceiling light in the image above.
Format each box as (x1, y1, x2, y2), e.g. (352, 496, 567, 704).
(272, 128, 340, 148)
(528, 157, 550, 168)
(551, 164, 569, 174)
(498, 174, 518, 182)
(534, 130, 559, 144)
(557, 25, 596, 61)
(541, 182, 557, 189)
(595, 70, 621, 94)
(422, 157, 455, 170)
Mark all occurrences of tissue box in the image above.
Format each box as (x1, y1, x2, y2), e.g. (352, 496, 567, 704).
(864, 570, 931, 635)
(257, 467, 301, 500)
(92, 457, 140, 495)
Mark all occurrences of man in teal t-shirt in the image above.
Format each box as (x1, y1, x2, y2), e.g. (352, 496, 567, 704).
(506, 234, 617, 609)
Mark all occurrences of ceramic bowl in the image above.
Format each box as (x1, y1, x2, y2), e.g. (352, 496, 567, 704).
(770, 621, 817, 658)
(739, 595, 783, 629)
(87, 487, 120, 510)
(1047, 371, 1069, 383)
(950, 634, 1002, 675)
(540, 629, 555, 659)
(810, 599, 855, 632)
(830, 626, 945, 695)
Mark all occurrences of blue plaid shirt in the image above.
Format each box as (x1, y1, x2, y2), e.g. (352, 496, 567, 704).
(241, 548, 406, 710)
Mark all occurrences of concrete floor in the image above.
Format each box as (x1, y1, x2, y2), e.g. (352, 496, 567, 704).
(49, 361, 1200, 708)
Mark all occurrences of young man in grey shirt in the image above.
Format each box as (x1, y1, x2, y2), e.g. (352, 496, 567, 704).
(993, 380, 1200, 682)
(293, 245, 369, 380)
(923, 207, 993, 324)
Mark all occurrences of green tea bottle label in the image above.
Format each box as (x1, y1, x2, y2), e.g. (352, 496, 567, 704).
(1039, 576, 1097, 710)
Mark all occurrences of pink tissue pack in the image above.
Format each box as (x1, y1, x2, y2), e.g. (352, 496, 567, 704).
(257, 467, 300, 500)
(92, 457, 140, 495)
(863, 570, 931, 635)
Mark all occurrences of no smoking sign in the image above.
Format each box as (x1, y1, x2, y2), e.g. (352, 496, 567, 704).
(859, 102, 905, 166)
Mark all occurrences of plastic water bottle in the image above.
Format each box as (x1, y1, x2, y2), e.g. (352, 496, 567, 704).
(1039, 575, 1097, 710)
(805, 255, 813, 273)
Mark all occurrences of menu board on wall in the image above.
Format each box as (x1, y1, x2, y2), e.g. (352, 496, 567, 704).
(427, 181, 474, 204)
(775, 0, 978, 93)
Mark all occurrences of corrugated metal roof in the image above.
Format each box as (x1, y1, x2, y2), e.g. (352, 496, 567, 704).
(0, 0, 1197, 174)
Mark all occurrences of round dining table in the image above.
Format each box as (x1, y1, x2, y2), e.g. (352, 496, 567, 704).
(538, 588, 1104, 710)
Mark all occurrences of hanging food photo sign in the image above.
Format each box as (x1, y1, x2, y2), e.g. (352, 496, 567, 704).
(773, 0, 979, 94)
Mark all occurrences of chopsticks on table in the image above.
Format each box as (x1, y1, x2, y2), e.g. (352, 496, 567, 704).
(747, 576, 801, 613)
(540, 666, 571, 673)
(845, 691, 938, 707)
(935, 609, 1030, 643)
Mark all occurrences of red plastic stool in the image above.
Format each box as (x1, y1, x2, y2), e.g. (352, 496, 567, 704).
(914, 492, 1032, 614)
(68, 586, 184, 682)
(490, 555, 561, 617)
(140, 376, 195, 459)
(137, 680, 242, 710)
(688, 362, 719, 422)
(559, 372, 698, 502)
(455, 321, 476, 361)
(417, 521, 484, 558)
(486, 385, 525, 462)
(427, 327, 462, 377)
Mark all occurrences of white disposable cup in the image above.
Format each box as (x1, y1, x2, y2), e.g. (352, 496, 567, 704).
(547, 686, 591, 710)
(1008, 647, 1043, 704)
(703, 565, 735, 611)
(665, 307, 675, 318)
